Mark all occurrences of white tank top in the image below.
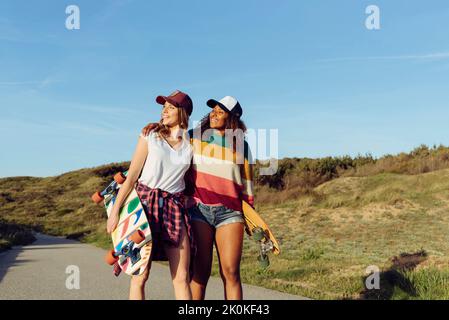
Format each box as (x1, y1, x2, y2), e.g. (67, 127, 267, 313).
(138, 131, 193, 194)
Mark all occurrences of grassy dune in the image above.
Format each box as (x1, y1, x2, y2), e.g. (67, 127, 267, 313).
(2, 156, 449, 299)
(240, 169, 449, 299)
(0, 162, 130, 250)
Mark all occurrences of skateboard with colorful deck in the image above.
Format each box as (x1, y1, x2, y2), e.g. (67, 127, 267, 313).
(92, 172, 152, 276)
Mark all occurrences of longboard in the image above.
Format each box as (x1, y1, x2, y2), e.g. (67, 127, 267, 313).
(242, 201, 280, 268)
(92, 172, 152, 276)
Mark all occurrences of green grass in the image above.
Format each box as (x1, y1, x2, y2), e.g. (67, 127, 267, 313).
(403, 268, 449, 300)
(224, 169, 449, 299)
(0, 162, 129, 250)
(2, 162, 449, 299)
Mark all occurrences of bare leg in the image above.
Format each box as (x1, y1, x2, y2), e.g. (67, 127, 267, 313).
(164, 223, 192, 300)
(215, 222, 244, 300)
(129, 244, 153, 300)
(190, 221, 214, 300)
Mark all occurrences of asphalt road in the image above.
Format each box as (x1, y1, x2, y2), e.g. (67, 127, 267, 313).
(0, 233, 307, 300)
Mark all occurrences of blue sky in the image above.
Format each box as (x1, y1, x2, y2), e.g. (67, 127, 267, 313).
(1, 0, 449, 177)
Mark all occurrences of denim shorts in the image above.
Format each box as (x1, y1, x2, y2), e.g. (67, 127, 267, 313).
(188, 202, 244, 229)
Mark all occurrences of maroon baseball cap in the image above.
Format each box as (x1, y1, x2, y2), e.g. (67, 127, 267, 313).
(156, 90, 193, 116)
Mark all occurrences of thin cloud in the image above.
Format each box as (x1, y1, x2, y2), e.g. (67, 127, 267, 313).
(0, 77, 60, 88)
(68, 103, 143, 117)
(94, 0, 135, 23)
(0, 81, 42, 86)
(58, 122, 119, 136)
(38, 76, 60, 89)
(318, 51, 449, 63)
(0, 117, 135, 137)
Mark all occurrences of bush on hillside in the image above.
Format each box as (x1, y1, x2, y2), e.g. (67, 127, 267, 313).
(254, 145, 449, 204)
(0, 219, 36, 250)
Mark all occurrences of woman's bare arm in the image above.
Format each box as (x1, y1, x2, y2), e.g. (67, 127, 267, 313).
(107, 137, 148, 233)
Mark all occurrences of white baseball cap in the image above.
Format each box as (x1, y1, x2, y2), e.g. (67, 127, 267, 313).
(207, 96, 243, 118)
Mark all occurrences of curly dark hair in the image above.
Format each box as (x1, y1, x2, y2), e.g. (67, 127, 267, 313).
(198, 111, 247, 135)
(195, 111, 248, 154)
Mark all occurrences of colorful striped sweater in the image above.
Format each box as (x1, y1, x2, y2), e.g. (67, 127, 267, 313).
(185, 129, 255, 212)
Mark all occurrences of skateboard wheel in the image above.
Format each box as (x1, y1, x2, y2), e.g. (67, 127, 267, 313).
(130, 230, 145, 244)
(105, 249, 119, 265)
(258, 254, 270, 269)
(114, 172, 126, 184)
(252, 227, 265, 241)
(91, 191, 104, 204)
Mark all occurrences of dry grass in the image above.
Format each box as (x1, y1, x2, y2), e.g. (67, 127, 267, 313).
(234, 169, 449, 299)
(0, 219, 36, 251)
(3, 146, 449, 299)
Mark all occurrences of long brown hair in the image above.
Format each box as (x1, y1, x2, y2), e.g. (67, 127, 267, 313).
(153, 107, 190, 140)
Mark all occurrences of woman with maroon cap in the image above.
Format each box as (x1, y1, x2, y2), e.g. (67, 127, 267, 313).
(107, 90, 196, 300)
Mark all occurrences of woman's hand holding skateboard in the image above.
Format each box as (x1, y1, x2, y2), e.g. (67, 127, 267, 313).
(107, 209, 119, 234)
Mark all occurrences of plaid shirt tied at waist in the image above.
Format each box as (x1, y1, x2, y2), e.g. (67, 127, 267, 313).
(135, 182, 196, 262)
